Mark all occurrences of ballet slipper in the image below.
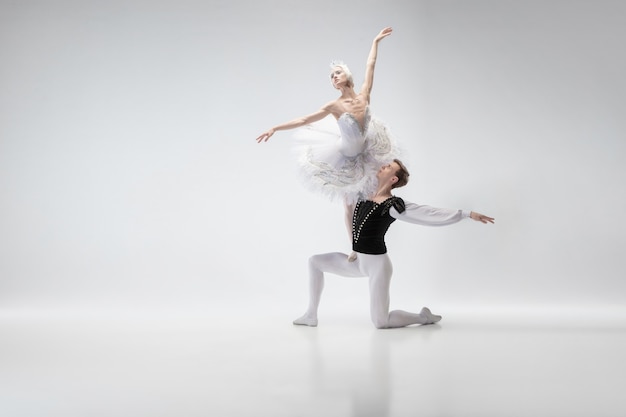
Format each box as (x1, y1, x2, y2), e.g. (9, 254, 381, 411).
(293, 316, 318, 327)
(420, 307, 442, 325)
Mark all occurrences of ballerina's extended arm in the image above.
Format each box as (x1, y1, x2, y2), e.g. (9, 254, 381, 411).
(256, 106, 332, 143)
(360, 27, 393, 103)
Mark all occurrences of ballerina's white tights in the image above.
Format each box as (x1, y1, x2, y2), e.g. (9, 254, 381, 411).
(293, 252, 441, 328)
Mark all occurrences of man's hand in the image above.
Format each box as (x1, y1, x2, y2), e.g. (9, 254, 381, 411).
(470, 212, 495, 224)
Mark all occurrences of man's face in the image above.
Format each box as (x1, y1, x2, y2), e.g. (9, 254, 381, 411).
(377, 162, 400, 184)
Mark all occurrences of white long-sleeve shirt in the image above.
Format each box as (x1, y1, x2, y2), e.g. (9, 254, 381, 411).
(390, 201, 471, 226)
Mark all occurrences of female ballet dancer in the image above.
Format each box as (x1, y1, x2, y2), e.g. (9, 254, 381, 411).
(256, 27, 401, 258)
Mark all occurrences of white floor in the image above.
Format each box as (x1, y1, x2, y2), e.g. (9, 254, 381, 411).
(1, 307, 625, 417)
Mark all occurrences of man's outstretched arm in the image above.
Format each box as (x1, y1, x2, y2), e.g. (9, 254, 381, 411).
(390, 201, 494, 226)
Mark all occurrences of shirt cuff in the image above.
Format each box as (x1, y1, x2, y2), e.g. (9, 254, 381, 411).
(462, 210, 472, 218)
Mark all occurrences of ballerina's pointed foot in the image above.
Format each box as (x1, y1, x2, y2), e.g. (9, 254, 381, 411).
(348, 251, 358, 262)
(293, 315, 318, 327)
(420, 307, 442, 325)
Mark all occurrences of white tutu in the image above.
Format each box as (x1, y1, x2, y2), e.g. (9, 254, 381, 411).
(292, 107, 402, 204)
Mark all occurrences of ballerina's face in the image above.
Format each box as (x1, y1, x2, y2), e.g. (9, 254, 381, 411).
(330, 67, 351, 88)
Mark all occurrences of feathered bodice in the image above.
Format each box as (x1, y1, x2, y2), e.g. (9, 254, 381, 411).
(336, 108, 371, 157)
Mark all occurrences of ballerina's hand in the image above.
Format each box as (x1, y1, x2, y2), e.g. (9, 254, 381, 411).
(470, 212, 495, 224)
(256, 129, 275, 143)
(374, 27, 393, 42)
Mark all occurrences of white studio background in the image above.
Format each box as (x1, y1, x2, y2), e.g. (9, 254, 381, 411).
(1, 0, 624, 318)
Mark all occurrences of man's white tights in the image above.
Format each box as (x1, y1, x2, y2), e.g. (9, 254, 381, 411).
(293, 252, 441, 328)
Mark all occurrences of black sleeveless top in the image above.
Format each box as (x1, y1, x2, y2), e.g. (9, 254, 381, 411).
(352, 196, 406, 255)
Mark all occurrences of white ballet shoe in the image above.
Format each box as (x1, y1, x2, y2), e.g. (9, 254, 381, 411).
(293, 316, 318, 327)
(347, 251, 358, 262)
(420, 307, 442, 325)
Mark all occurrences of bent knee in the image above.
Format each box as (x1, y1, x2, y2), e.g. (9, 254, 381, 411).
(308, 254, 323, 267)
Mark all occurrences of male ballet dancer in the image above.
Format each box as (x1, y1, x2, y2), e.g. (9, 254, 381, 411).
(293, 159, 494, 328)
